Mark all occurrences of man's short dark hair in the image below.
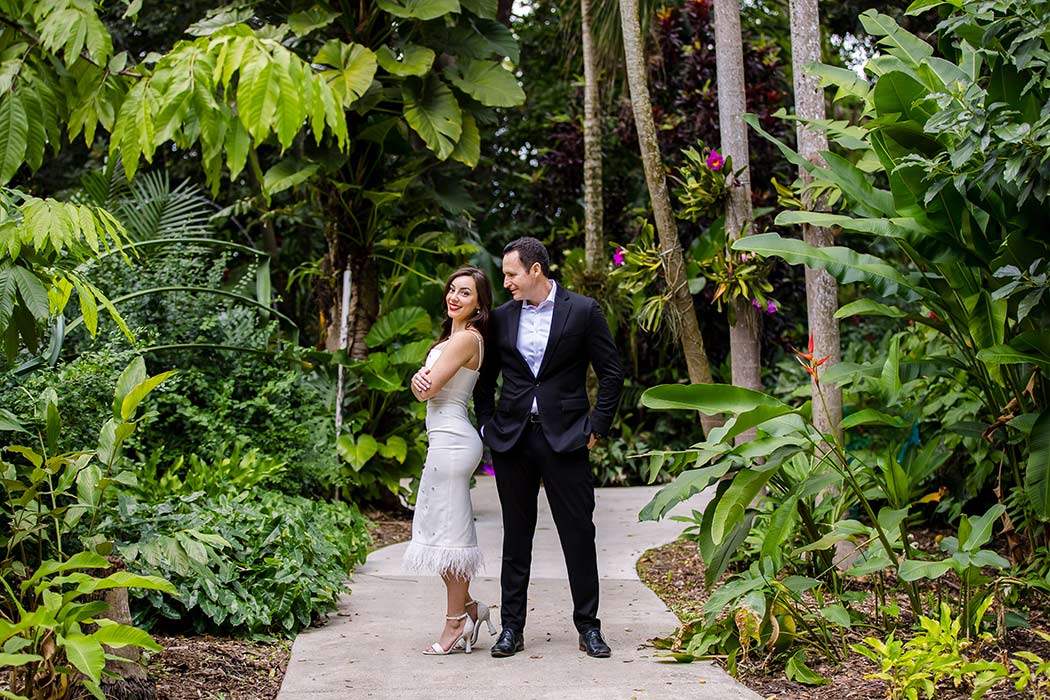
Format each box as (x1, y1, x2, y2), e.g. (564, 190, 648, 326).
(503, 237, 551, 277)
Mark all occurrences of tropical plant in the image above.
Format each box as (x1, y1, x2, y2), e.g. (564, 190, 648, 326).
(737, 2, 1050, 544)
(0, 187, 131, 371)
(102, 489, 370, 636)
(0, 0, 525, 357)
(1, 357, 178, 699)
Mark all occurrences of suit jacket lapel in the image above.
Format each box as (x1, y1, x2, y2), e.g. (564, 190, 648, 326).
(504, 301, 529, 371)
(537, 287, 571, 378)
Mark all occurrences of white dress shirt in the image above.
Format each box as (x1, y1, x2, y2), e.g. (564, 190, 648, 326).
(518, 280, 557, 413)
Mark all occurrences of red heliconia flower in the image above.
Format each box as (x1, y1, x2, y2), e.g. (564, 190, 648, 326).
(791, 336, 831, 382)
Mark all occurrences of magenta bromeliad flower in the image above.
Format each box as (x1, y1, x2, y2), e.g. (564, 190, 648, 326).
(766, 300, 777, 314)
(706, 149, 724, 171)
(613, 247, 626, 266)
(481, 462, 495, 476)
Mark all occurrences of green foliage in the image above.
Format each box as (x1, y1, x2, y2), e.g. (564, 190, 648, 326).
(0, 551, 175, 700)
(333, 305, 434, 501)
(854, 604, 1050, 699)
(125, 442, 287, 501)
(739, 2, 1050, 537)
(103, 489, 370, 636)
(0, 187, 131, 365)
(1, 356, 176, 699)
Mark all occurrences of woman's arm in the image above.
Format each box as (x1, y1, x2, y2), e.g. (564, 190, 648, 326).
(411, 332, 480, 401)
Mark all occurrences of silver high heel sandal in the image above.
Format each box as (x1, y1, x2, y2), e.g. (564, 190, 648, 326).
(467, 600, 499, 646)
(423, 612, 475, 655)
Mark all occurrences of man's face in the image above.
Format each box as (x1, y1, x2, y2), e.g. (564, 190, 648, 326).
(502, 251, 542, 302)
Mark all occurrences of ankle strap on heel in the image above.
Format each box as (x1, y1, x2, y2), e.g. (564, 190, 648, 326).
(445, 612, 469, 621)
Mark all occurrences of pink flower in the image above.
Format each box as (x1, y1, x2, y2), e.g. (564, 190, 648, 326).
(766, 300, 777, 315)
(613, 247, 626, 266)
(751, 298, 762, 310)
(481, 462, 495, 476)
(706, 149, 724, 171)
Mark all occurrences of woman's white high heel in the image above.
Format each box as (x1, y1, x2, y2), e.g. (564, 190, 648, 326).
(423, 612, 475, 655)
(467, 600, 499, 646)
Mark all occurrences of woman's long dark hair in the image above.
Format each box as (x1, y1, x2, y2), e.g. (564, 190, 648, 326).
(431, 267, 493, 352)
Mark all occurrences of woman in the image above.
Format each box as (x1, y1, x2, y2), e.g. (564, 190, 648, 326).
(403, 267, 498, 655)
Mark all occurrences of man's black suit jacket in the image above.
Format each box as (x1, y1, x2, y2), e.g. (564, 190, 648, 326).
(474, 284, 624, 454)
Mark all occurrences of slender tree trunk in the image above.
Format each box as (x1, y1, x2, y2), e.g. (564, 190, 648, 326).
(317, 189, 378, 358)
(619, 0, 720, 437)
(713, 0, 761, 443)
(790, 0, 842, 438)
(581, 0, 604, 273)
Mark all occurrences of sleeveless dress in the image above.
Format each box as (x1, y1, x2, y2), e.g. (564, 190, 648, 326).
(401, 333, 485, 579)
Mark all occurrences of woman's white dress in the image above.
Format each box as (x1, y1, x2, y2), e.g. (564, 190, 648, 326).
(401, 336, 484, 579)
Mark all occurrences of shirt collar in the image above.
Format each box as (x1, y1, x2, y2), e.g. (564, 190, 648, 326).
(523, 280, 557, 311)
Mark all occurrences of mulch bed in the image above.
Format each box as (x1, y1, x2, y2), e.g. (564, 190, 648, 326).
(140, 508, 414, 700)
(146, 635, 290, 700)
(636, 538, 1049, 700)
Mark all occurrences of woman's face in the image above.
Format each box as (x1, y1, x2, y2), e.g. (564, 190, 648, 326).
(446, 275, 479, 322)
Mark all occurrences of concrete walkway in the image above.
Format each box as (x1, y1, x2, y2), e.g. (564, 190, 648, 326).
(278, 476, 761, 700)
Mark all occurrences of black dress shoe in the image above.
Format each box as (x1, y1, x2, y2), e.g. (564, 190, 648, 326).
(490, 628, 524, 657)
(579, 628, 611, 657)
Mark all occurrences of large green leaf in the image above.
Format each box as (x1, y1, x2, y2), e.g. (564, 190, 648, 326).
(445, 58, 524, 108)
(468, 19, 520, 63)
(705, 404, 802, 445)
(60, 633, 105, 683)
(287, 6, 342, 35)
(733, 233, 915, 296)
(376, 0, 460, 20)
(262, 157, 320, 198)
(859, 10, 933, 68)
(639, 461, 732, 521)
(376, 44, 436, 77)
(364, 306, 430, 347)
(449, 112, 480, 167)
(1025, 411, 1050, 519)
(91, 621, 162, 651)
(774, 211, 924, 241)
(0, 92, 28, 185)
(460, 0, 497, 18)
(711, 467, 778, 545)
(835, 298, 910, 320)
(977, 344, 1050, 371)
(641, 383, 787, 414)
(897, 558, 952, 581)
(402, 75, 462, 160)
(236, 47, 281, 144)
(120, 370, 177, 420)
(840, 409, 907, 430)
(314, 41, 378, 107)
(872, 71, 935, 126)
(337, 433, 379, 471)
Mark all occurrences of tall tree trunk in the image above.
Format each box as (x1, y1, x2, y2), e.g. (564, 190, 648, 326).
(317, 188, 378, 358)
(581, 0, 604, 273)
(713, 0, 762, 443)
(619, 0, 720, 437)
(790, 0, 842, 438)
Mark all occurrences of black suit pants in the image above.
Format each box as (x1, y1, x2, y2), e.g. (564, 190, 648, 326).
(492, 421, 599, 634)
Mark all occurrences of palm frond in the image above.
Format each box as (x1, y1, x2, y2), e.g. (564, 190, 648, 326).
(116, 171, 216, 240)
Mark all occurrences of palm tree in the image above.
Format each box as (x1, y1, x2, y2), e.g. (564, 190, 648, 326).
(581, 0, 604, 272)
(713, 0, 761, 441)
(619, 0, 720, 437)
(789, 0, 842, 438)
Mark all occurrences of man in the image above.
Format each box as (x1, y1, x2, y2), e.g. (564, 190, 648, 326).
(474, 237, 624, 658)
